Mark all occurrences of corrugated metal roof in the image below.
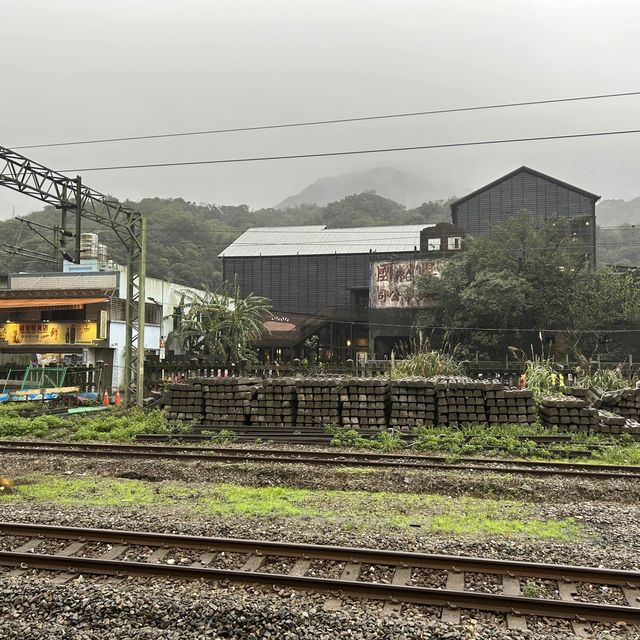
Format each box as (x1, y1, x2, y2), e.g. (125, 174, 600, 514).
(219, 224, 434, 257)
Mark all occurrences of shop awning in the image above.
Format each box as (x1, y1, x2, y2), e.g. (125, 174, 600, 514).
(0, 297, 108, 309)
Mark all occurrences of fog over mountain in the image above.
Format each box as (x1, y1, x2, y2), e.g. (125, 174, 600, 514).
(276, 167, 465, 209)
(596, 197, 640, 226)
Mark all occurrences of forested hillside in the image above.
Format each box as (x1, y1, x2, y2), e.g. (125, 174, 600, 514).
(0, 191, 636, 290)
(0, 192, 451, 290)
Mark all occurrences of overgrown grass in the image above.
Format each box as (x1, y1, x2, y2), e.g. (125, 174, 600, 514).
(0, 401, 40, 414)
(0, 407, 174, 442)
(3, 475, 581, 541)
(0, 412, 68, 438)
(590, 441, 640, 466)
(71, 408, 173, 442)
(326, 422, 609, 460)
(524, 360, 562, 402)
(389, 350, 463, 379)
(576, 367, 630, 391)
(200, 429, 239, 445)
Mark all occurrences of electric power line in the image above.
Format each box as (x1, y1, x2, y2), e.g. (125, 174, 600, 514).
(60, 127, 640, 173)
(12, 90, 640, 150)
(300, 317, 640, 334)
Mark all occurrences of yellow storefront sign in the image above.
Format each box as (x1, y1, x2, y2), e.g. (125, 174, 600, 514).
(0, 322, 98, 345)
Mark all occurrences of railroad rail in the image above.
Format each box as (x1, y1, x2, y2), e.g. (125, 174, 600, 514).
(0, 440, 638, 479)
(138, 426, 610, 455)
(0, 523, 638, 630)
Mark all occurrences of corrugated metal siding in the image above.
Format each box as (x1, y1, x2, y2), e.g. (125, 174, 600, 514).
(223, 250, 416, 314)
(451, 169, 596, 237)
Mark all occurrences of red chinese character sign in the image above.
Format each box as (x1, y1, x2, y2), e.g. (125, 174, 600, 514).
(370, 259, 444, 308)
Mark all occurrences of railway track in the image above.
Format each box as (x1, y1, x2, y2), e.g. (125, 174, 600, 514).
(137, 427, 607, 457)
(0, 522, 638, 631)
(0, 439, 638, 479)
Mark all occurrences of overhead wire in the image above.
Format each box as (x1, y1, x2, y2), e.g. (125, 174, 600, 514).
(312, 317, 640, 334)
(12, 89, 640, 150)
(59, 128, 640, 173)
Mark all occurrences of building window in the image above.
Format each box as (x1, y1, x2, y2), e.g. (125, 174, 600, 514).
(447, 236, 461, 250)
(145, 302, 163, 325)
(109, 298, 126, 322)
(427, 238, 441, 251)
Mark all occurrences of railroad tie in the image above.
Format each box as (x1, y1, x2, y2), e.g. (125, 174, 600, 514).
(501, 575, 527, 631)
(288, 558, 311, 577)
(148, 547, 170, 564)
(441, 570, 464, 624)
(624, 588, 640, 608)
(323, 562, 361, 612)
(241, 554, 265, 572)
(8, 539, 44, 578)
(382, 566, 412, 616)
(51, 542, 87, 584)
(98, 544, 128, 584)
(557, 581, 592, 637)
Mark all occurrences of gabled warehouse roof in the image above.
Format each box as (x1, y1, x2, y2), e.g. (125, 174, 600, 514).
(219, 224, 434, 258)
(450, 165, 601, 210)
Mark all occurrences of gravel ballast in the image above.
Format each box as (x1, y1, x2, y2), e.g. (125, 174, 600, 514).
(2, 445, 640, 639)
(1, 500, 640, 639)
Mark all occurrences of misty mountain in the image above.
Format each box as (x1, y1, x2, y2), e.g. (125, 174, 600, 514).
(596, 197, 640, 226)
(275, 167, 463, 209)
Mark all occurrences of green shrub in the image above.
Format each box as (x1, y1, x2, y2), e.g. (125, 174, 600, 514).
(72, 408, 171, 442)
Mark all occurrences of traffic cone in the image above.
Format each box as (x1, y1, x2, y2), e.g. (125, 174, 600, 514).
(114, 389, 122, 406)
(102, 388, 110, 406)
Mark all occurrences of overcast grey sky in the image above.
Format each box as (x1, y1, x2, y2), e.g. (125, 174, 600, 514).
(1, 0, 639, 218)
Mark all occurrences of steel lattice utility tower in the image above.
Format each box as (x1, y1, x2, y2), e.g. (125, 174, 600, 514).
(0, 144, 147, 405)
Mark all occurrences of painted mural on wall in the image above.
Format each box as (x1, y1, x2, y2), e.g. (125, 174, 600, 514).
(370, 259, 443, 309)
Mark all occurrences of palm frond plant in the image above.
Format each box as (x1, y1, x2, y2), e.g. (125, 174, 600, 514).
(169, 281, 271, 364)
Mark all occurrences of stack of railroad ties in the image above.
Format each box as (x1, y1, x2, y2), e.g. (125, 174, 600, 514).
(162, 376, 640, 437)
(538, 386, 640, 436)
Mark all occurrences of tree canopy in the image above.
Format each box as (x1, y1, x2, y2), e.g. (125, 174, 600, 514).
(415, 213, 640, 359)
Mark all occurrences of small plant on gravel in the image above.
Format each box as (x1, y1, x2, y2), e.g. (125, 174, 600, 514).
(522, 581, 544, 598)
(204, 429, 238, 445)
(411, 423, 568, 459)
(370, 430, 404, 452)
(327, 426, 368, 448)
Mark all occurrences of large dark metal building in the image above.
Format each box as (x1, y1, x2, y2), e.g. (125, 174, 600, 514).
(450, 166, 599, 264)
(220, 223, 464, 361)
